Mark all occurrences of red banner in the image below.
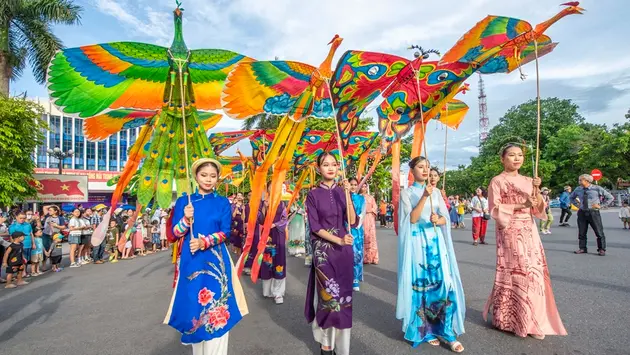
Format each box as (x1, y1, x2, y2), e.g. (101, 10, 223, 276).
(27, 174, 88, 202)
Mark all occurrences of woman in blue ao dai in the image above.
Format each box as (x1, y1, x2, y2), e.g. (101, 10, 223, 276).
(349, 178, 365, 291)
(397, 156, 466, 353)
(164, 158, 248, 355)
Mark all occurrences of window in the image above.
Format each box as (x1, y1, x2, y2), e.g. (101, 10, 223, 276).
(37, 114, 48, 168)
(120, 131, 128, 171)
(49, 115, 61, 168)
(74, 119, 84, 169)
(98, 141, 107, 171)
(86, 141, 96, 170)
(109, 133, 118, 171)
(63, 117, 73, 169)
(129, 128, 138, 146)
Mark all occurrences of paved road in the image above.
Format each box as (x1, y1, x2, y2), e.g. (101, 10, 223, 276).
(1, 210, 629, 355)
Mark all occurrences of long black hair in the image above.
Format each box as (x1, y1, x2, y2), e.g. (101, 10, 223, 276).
(408, 156, 429, 169)
(316, 151, 338, 166)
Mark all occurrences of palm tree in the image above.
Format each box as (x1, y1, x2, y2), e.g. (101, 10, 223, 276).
(0, 0, 82, 95)
(241, 113, 283, 130)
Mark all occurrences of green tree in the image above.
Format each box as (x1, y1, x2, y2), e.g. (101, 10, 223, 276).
(444, 98, 585, 196)
(0, 96, 47, 206)
(241, 113, 282, 130)
(0, 0, 82, 95)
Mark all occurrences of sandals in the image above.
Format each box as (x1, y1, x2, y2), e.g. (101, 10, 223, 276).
(427, 339, 440, 346)
(449, 340, 465, 353)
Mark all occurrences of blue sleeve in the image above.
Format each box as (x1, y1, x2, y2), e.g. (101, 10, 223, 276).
(220, 198, 232, 236)
(570, 190, 578, 205)
(8, 224, 15, 235)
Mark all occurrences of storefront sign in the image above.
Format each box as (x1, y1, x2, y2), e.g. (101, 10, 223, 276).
(34, 168, 119, 182)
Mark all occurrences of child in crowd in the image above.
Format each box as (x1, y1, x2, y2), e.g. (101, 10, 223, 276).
(45, 233, 64, 272)
(31, 228, 44, 276)
(620, 201, 630, 229)
(122, 222, 135, 259)
(106, 220, 120, 263)
(2, 231, 28, 288)
(151, 220, 160, 253)
(457, 199, 467, 228)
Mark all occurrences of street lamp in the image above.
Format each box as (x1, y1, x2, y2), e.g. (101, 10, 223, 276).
(47, 146, 74, 175)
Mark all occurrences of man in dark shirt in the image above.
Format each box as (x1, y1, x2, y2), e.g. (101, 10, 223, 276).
(570, 174, 614, 256)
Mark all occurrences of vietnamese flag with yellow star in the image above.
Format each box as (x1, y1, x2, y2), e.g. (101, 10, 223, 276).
(37, 179, 84, 196)
(27, 174, 88, 202)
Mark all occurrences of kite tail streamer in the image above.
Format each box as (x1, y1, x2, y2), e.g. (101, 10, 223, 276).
(358, 149, 383, 190)
(237, 117, 292, 277)
(250, 118, 306, 282)
(286, 169, 310, 213)
(391, 141, 401, 235)
(357, 151, 369, 181)
(91, 122, 154, 246)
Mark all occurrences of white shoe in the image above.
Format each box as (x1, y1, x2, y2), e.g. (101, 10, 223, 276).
(274, 296, 284, 305)
(353, 286, 360, 292)
(70, 262, 81, 268)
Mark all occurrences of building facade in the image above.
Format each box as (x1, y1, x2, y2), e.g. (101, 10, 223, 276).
(32, 98, 139, 205)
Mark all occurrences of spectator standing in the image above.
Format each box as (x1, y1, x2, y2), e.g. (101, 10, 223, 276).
(31, 229, 44, 275)
(68, 208, 85, 268)
(571, 174, 614, 256)
(2, 231, 29, 288)
(90, 207, 106, 264)
(0, 216, 9, 283)
(379, 200, 387, 227)
(80, 208, 94, 264)
(539, 188, 554, 234)
(619, 202, 630, 229)
(558, 186, 572, 226)
(45, 233, 65, 272)
(9, 212, 34, 276)
(42, 206, 66, 271)
(457, 199, 466, 228)
(471, 187, 489, 245)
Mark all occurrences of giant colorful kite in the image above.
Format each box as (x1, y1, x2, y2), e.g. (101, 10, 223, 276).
(222, 35, 345, 281)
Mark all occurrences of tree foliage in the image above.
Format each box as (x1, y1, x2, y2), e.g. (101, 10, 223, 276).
(0, 0, 82, 94)
(444, 98, 630, 197)
(0, 95, 47, 206)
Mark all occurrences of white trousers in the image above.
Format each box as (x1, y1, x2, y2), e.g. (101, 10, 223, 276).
(262, 278, 286, 298)
(190, 332, 229, 355)
(312, 323, 351, 355)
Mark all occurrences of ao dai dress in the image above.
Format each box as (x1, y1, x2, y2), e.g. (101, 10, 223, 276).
(288, 203, 306, 256)
(304, 184, 354, 355)
(397, 182, 466, 346)
(164, 192, 248, 354)
(259, 202, 288, 299)
(362, 193, 379, 264)
(350, 193, 365, 289)
(484, 172, 566, 337)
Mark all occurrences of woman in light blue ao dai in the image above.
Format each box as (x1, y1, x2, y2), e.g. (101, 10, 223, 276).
(397, 156, 465, 353)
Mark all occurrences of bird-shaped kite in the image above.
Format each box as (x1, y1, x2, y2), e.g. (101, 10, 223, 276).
(222, 35, 345, 281)
(47, 3, 253, 212)
(46, 2, 253, 245)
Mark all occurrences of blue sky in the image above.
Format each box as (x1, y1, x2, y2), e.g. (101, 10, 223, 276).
(13, 0, 630, 168)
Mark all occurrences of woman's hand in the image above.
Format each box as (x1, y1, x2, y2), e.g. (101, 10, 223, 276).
(430, 213, 439, 224)
(523, 196, 534, 208)
(339, 234, 353, 246)
(189, 235, 203, 253)
(184, 204, 194, 221)
(532, 177, 542, 188)
(341, 179, 351, 191)
(423, 185, 434, 198)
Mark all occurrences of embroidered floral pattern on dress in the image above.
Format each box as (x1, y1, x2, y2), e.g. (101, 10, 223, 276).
(313, 239, 352, 313)
(185, 248, 232, 335)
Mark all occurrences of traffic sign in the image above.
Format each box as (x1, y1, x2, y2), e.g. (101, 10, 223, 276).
(591, 169, 603, 181)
